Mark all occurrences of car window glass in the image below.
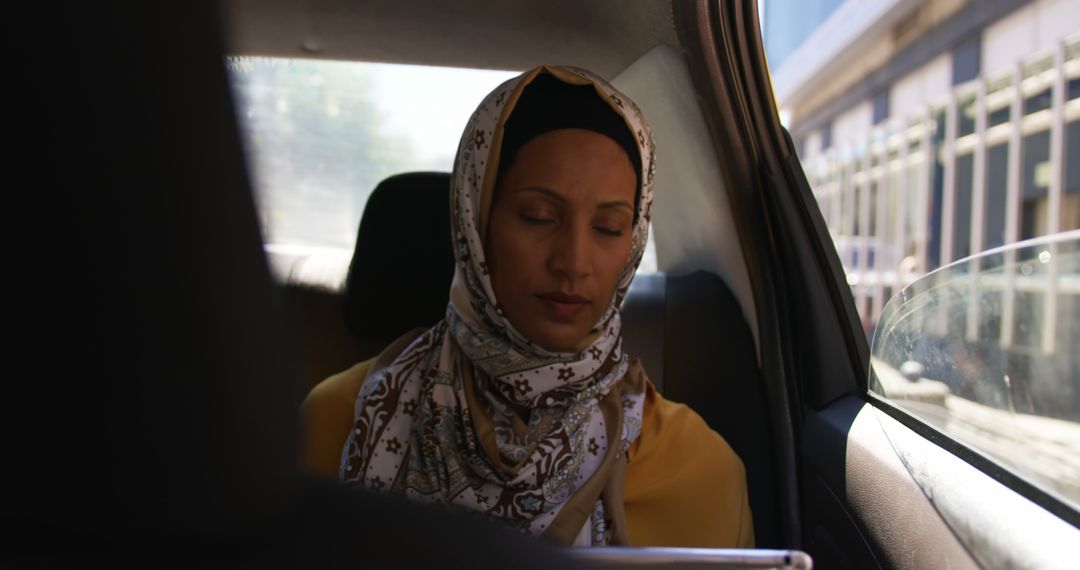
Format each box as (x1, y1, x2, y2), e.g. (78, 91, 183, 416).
(762, 2, 1080, 518)
(761, 1, 1080, 338)
(227, 57, 516, 250)
(226, 58, 659, 279)
(870, 231, 1080, 512)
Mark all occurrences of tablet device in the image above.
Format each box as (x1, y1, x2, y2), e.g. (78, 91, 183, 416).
(568, 547, 812, 569)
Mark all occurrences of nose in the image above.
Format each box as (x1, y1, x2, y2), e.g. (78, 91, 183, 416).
(547, 224, 592, 281)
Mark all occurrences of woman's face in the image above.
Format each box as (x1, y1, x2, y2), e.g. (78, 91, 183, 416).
(486, 128, 636, 352)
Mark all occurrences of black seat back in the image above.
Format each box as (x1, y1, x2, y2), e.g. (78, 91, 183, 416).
(344, 172, 455, 345)
(622, 270, 777, 547)
(278, 172, 454, 390)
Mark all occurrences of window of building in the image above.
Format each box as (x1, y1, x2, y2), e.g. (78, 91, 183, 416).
(952, 34, 982, 86)
(872, 90, 890, 125)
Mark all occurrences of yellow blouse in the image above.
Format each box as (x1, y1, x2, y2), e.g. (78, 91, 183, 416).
(300, 358, 754, 548)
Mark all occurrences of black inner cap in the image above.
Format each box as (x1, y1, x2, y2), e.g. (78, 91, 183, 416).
(496, 73, 642, 213)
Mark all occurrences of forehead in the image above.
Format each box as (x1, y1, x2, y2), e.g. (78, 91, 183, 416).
(502, 129, 637, 194)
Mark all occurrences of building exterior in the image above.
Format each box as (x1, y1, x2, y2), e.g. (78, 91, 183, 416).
(766, 0, 1080, 339)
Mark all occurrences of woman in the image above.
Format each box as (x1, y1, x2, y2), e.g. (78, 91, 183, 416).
(301, 65, 753, 547)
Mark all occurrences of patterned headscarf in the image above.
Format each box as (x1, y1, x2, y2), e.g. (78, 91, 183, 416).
(340, 65, 656, 546)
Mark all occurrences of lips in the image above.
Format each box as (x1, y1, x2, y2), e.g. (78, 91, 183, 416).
(536, 292, 591, 319)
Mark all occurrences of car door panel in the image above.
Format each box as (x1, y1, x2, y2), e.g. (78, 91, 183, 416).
(868, 398, 1080, 568)
(805, 397, 978, 569)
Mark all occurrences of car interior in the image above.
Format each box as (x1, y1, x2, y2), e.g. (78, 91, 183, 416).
(281, 168, 777, 546)
(251, 0, 781, 550)
(8, 0, 1080, 568)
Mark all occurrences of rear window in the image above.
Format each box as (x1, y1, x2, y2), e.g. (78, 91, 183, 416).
(227, 58, 659, 283)
(227, 58, 517, 250)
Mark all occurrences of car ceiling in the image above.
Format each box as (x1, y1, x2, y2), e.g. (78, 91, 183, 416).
(222, 0, 679, 78)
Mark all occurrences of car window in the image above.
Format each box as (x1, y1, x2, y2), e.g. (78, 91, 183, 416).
(870, 231, 1080, 513)
(226, 57, 658, 283)
(761, 0, 1080, 521)
(227, 57, 517, 249)
(761, 1, 1080, 337)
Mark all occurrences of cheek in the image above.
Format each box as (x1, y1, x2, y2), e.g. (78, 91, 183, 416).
(486, 216, 534, 290)
(599, 238, 635, 293)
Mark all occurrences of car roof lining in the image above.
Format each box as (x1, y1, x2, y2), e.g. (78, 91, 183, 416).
(222, 0, 680, 79)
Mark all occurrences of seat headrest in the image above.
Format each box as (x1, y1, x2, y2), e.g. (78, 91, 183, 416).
(344, 172, 455, 344)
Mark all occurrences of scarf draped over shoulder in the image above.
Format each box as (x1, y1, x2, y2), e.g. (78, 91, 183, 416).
(340, 65, 656, 547)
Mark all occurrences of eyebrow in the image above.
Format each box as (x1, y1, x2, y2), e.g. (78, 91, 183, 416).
(515, 186, 634, 212)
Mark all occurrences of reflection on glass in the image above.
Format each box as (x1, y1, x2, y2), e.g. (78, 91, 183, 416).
(870, 232, 1080, 511)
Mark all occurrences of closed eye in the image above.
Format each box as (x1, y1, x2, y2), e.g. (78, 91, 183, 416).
(521, 213, 556, 225)
(594, 226, 624, 237)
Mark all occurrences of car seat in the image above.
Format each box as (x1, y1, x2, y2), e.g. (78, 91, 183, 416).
(279, 172, 454, 390)
(343, 172, 456, 348)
